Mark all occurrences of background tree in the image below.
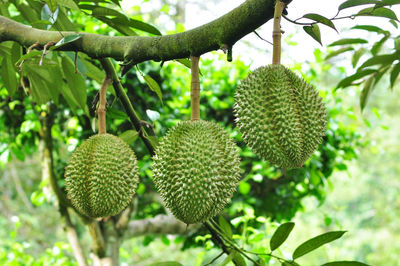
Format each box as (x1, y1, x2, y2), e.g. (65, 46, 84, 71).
(0, 0, 399, 265)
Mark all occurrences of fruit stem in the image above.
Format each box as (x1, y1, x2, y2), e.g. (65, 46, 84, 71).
(190, 56, 201, 121)
(98, 77, 112, 134)
(272, 0, 285, 65)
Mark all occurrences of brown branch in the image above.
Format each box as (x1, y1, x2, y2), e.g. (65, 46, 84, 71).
(272, 1, 286, 65)
(41, 109, 88, 266)
(60, 206, 89, 266)
(98, 77, 112, 135)
(40, 108, 70, 207)
(99, 58, 155, 155)
(190, 56, 200, 121)
(88, 222, 106, 258)
(0, 0, 276, 63)
(124, 214, 200, 239)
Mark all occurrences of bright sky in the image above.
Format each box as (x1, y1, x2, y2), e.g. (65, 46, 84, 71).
(185, 0, 399, 68)
(122, 0, 399, 69)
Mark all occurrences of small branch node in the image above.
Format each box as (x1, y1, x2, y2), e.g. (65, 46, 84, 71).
(19, 42, 40, 72)
(39, 41, 56, 66)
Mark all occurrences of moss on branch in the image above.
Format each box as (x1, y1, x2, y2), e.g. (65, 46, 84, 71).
(0, 0, 276, 63)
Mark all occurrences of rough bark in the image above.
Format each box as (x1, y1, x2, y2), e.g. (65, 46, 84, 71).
(124, 214, 200, 239)
(41, 112, 88, 266)
(0, 0, 276, 63)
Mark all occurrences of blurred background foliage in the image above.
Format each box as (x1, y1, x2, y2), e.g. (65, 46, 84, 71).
(0, 0, 399, 265)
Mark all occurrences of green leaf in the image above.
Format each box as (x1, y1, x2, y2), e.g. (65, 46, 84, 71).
(56, 0, 79, 10)
(232, 251, 246, 266)
(219, 216, 233, 238)
(128, 18, 162, 35)
(11, 42, 22, 66)
(325, 47, 354, 60)
(270, 222, 295, 251)
(175, 58, 191, 68)
(1, 55, 18, 96)
(15, 50, 42, 65)
(371, 35, 389, 55)
(359, 53, 397, 69)
(144, 75, 163, 102)
(23, 58, 62, 104)
(372, 65, 390, 85)
(30, 191, 46, 206)
(389, 19, 398, 28)
(360, 76, 375, 110)
(375, 0, 400, 7)
(352, 48, 367, 67)
(174, 58, 203, 75)
(119, 130, 138, 145)
(351, 25, 387, 34)
(80, 58, 105, 84)
(45, 0, 58, 13)
(321, 261, 370, 266)
(292, 231, 346, 259)
(337, 69, 377, 88)
(10, 143, 25, 161)
(41, 4, 59, 25)
(302, 13, 337, 31)
(53, 34, 83, 49)
(96, 17, 137, 36)
(328, 38, 368, 46)
(220, 252, 235, 266)
(148, 262, 183, 266)
(303, 24, 322, 45)
(108, 107, 128, 119)
(338, 0, 378, 10)
(92, 6, 127, 19)
(390, 62, 400, 88)
(282, 262, 300, 266)
(61, 56, 88, 114)
(357, 7, 399, 21)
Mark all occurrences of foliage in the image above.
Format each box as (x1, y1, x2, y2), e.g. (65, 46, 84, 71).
(0, 0, 397, 265)
(325, 20, 400, 109)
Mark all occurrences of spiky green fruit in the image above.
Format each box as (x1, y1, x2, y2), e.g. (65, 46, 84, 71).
(152, 120, 241, 224)
(234, 65, 327, 169)
(65, 134, 139, 218)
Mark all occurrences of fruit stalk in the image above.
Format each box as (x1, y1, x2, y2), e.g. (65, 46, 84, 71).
(190, 56, 201, 121)
(272, 0, 285, 65)
(98, 77, 112, 134)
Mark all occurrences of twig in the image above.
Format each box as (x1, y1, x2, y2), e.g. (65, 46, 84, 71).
(203, 251, 224, 266)
(253, 31, 273, 45)
(272, 0, 286, 65)
(98, 77, 112, 134)
(39, 41, 55, 66)
(190, 56, 200, 121)
(18, 42, 40, 72)
(99, 58, 156, 155)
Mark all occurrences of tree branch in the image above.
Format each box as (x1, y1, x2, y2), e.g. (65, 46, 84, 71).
(124, 214, 199, 239)
(0, 0, 276, 63)
(60, 206, 89, 266)
(99, 58, 156, 155)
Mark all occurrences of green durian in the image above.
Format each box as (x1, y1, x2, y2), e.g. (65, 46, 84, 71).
(234, 64, 327, 169)
(65, 134, 139, 218)
(152, 120, 241, 224)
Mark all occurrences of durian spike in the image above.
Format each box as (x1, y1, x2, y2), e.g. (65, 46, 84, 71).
(98, 77, 112, 134)
(272, 0, 286, 65)
(190, 56, 200, 121)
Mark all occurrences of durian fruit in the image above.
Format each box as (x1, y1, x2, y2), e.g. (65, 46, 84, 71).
(65, 134, 139, 218)
(152, 120, 241, 224)
(234, 64, 327, 169)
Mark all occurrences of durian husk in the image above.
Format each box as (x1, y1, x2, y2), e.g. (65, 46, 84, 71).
(65, 134, 139, 218)
(234, 64, 327, 169)
(152, 120, 241, 224)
